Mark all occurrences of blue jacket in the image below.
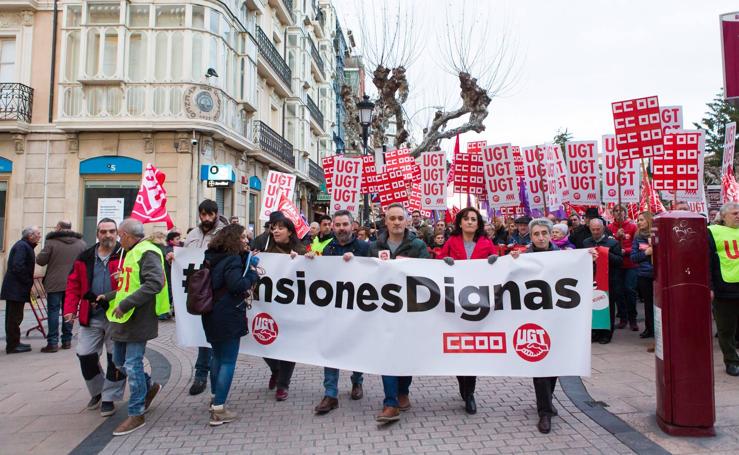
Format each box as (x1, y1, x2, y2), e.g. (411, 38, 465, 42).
(630, 234, 653, 279)
(201, 250, 259, 343)
(323, 235, 369, 257)
(1, 239, 36, 302)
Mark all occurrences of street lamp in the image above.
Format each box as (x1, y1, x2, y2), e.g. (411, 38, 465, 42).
(357, 95, 375, 224)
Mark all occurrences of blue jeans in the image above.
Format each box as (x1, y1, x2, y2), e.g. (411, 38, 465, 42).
(209, 338, 240, 406)
(46, 291, 72, 346)
(195, 346, 212, 381)
(616, 268, 638, 322)
(323, 368, 363, 398)
(381, 375, 412, 407)
(113, 341, 151, 416)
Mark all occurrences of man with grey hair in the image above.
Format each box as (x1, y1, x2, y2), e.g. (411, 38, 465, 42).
(2, 225, 41, 353)
(708, 202, 739, 376)
(37, 220, 87, 352)
(97, 218, 168, 435)
(583, 218, 623, 344)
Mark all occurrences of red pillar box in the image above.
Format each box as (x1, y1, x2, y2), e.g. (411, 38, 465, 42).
(653, 211, 715, 436)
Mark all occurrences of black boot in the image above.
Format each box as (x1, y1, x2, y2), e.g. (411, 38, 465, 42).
(464, 393, 477, 414)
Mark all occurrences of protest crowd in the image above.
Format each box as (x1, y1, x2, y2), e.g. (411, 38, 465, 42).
(3, 192, 738, 438)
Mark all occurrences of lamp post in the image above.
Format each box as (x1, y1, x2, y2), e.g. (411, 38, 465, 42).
(357, 95, 375, 225)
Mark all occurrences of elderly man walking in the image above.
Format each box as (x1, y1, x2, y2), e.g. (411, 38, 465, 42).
(2, 226, 41, 354)
(99, 219, 168, 435)
(37, 220, 86, 352)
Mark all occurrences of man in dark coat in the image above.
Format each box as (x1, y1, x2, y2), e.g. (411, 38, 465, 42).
(36, 220, 87, 352)
(2, 225, 41, 353)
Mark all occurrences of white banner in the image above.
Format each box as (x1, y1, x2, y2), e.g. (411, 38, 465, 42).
(482, 144, 519, 208)
(330, 156, 362, 217)
(602, 135, 640, 203)
(419, 151, 447, 210)
(172, 248, 593, 377)
(260, 171, 296, 221)
(566, 141, 600, 205)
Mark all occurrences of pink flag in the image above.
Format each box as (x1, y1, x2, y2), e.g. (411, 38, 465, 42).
(277, 193, 310, 239)
(130, 164, 174, 229)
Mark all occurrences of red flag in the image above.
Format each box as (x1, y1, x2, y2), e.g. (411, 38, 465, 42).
(277, 193, 310, 239)
(722, 170, 739, 203)
(446, 135, 460, 186)
(130, 164, 174, 229)
(640, 170, 666, 214)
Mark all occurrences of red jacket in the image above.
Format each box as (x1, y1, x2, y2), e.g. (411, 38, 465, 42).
(608, 220, 637, 269)
(438, 235, 498, 260)
(63, 244, 122, 326)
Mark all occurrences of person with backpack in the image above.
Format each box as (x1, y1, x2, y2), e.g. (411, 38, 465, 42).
(198, 224, 259, 425)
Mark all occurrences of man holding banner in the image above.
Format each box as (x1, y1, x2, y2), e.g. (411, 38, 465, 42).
(369, 203, 431, 422)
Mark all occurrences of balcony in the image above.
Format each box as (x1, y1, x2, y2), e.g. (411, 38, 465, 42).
(309, 159, 324, 184)
(267, 0, 294, 26)
(256, 26, 292, 96)
(306, 94, 324, 133)
(253, 120, 295, 167)
(0, 83, 33, 128)
(309, 37, 325, 81)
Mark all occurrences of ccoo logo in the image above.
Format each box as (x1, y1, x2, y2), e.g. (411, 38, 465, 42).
(513, 323, 550, 362)
(252, 313, 278, 345)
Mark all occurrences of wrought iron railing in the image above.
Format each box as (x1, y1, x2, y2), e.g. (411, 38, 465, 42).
(309, 37, 325, 79)
(309, 159, 324, 183)
(306, 94, 324, 130)
(256, 26, 291, 87)
(282, 0, 294, 22)
(0, 83, 33, 122)
(254, 120, 295, 167)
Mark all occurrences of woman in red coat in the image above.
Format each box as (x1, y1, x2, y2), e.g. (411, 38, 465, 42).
(438, 207, 498, 414)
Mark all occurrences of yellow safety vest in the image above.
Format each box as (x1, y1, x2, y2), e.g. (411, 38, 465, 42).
(310, 236, 333, 255)
(708, 224, 739, 283)
(107, 240, 170, 323)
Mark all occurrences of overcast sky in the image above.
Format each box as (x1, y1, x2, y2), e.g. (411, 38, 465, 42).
(334, 0, 737, 151)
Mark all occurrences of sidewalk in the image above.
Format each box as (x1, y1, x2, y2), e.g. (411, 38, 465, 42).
(1, 303, 737, 454)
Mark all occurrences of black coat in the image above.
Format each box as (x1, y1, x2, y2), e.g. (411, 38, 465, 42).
(201, 250, 259, 343)
(1, 239, 37, 302)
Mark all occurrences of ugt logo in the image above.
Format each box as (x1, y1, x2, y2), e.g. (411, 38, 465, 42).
(513, 323, 550, 362)
(724, 240, 739, 260)
(252, 313, 278, 345)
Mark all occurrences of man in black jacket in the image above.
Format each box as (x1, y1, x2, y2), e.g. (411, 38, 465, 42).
(2, 226, 41, 353)
(583, 218, 623, 344)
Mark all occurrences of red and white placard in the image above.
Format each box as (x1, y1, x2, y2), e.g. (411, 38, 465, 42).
(260, 170, 296, 221)
(545, 144, 568, 208)
(601, 135, 640, 204)
(612, 95, 664, 160)
(360, 155, 381, 194)
(522, 145, 548, 209)
(330, 156, 363, 217)
(652, 131, 702, 191)
(419, 151, 447, 210)
(722, 122, 737, 177)
(660, 105, 683, 135)
(482, 144, 518, 208)
(467, 140, 487, 153)
(512, 146, 525, 178)
(566, 141, 600, 204)
(385, 148, 415, 171)
(453, 152, 485, 195)
(277, 193, 310, 239)
(322, 155, 336, 194)
(377, 169, 409, 209)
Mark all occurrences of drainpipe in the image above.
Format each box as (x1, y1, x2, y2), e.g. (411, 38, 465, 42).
(42, 0, 59, 242)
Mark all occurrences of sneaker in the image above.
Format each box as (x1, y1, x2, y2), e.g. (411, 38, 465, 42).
(314, 396, 339, 414)
(100, 401, 115, 417)
(350, 383, 363, 400)
(144, 383, 162, 413)
(375, 406, 400, 422)
(112, 415, 145, 436)
(86, 394, 102, 410)
(398, 394, 411, 411)
(189, 378, 206, 396)
(61, 341, 72, 350)
(275, 388, 288, 401)
(209, 404, 238, 426)
(40, 344, 59, 353)
(268, 374, 277, 390)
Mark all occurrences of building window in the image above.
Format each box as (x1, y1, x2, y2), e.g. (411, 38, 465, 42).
(0, 39, 16, 83)
(127, 32, 147, 81)
(248, 192, 259, 234)
(85, 28, 118, 78)
(87, 3, 120, 25)
(192, 5, 205, 29)
(82, 180, 139, 245)
(0, 181, 6, 249)
(155, 5, 186, 28)
(66, 5, 82, 27)
(128, 5, 149, 28)
(64, 32, 80, 82)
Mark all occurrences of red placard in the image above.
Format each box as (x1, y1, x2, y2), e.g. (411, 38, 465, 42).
(467, 140, 487, 153)
(612, 96, 664, 160)
(652, 131, 702, 191)
(360, 155, 380, 194)
(322, 155, 336, 194)
(384, 148, 414, 171)
(377, 169, 409, 208)
(512, 146, 524, 178)
(453, 152, 485, 195)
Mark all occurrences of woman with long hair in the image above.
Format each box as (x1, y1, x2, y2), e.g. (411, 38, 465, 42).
(201, 224, 259, 426)
(262, 217, 306, 401)
(631, 211, 655, 342)
(438, 207, 498, 414)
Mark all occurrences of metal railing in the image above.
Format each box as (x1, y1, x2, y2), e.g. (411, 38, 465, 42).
(282, 0, 294, 22)
(309, 37, 325, 79)
(254, 120, 295, 167)
(0, 83, 33, 122)
(306, 94, 324, 130)
(256, 26, 291, 87)
(309, 159, 324, 183)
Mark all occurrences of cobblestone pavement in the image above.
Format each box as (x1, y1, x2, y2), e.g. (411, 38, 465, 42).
(2, 303, 736, 454)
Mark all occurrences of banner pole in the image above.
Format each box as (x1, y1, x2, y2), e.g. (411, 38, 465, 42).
(617, 154, 622, 207)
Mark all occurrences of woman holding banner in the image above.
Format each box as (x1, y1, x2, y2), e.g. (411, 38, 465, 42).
(439, 207, 498, 415)
(262, 218, 306, 401)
